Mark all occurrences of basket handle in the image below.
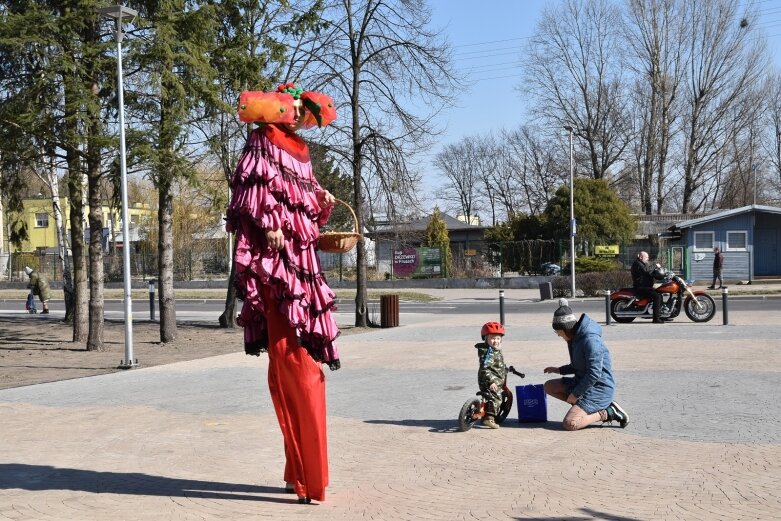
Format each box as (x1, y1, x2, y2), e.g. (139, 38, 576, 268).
(334, 198, 360, 235)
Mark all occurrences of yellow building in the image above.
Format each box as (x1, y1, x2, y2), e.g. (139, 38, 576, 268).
(8, 196, 154, 253)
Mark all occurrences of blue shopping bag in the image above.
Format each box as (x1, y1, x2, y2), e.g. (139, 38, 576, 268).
(516, 384, 547, 422)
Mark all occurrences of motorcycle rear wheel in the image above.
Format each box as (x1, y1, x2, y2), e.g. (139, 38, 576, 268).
(610, 299, 636, 323)
(458, 397, 482, 431)
(684, 294, 716, 322)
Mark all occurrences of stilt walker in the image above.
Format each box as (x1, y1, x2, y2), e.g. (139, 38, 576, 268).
(226, 83, 340, 504)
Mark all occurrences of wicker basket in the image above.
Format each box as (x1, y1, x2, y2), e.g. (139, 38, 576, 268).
(318, 199, 362, 254)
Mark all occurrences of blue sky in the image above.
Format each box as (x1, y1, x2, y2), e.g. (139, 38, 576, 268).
(422, 0, 781, 212)
(429, 1, 542, 147)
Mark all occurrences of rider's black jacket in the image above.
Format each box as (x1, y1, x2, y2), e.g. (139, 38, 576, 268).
(631, 259, 654, 289)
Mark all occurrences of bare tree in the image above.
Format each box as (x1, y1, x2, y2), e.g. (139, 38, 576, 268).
(762, 72, 781, 201)
(502, 126, 564, 217)
(716, 84, 766, 208)
(487, 143, 517, 222)
(434, 137, 484, 225)
(293, 0, 459, 326)
(624, 0, 687, 214)
(3, 133, 76, 321)
(522, 0, 631, 180)
(472, 135, 504, 225)
(678, 0, 766, 212)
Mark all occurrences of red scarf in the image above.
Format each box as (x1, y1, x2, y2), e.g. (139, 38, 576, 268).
(261, 124, 310, 163)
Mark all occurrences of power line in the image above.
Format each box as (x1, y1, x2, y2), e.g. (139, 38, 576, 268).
(455, 50, 524, 62)
(452, 35, 531, 49)
(454, 45, 526, 58)
(472, 73, 525, 83)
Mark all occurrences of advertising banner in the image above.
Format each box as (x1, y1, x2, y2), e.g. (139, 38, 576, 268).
(594, 245, 619, 256)
(392, 246, 442, 278)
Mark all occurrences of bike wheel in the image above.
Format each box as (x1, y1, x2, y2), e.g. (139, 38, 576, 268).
(458, 397, 482, 432)
(610, 299, 636, 323)
(684, 294, 716, 322)
(496, 390, 513, 425)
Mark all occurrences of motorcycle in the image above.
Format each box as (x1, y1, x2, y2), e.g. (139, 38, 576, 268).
(540, 262, 562, 276)
(610, 268, 716, 323)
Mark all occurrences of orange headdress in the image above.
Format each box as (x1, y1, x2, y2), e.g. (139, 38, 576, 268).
(237, 82, 337, 128)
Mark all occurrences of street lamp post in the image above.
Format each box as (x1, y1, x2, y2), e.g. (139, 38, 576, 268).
(99, 4, 138, 369)
(564, 126, 576, 298)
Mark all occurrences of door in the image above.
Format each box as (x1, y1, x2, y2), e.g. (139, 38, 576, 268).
(754, 228, 779, 276)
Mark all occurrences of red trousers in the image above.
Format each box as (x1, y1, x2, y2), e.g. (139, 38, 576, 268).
(262, 286, 329, 501)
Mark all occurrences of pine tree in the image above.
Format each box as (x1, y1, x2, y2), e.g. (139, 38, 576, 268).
(129, 0, 220, 342)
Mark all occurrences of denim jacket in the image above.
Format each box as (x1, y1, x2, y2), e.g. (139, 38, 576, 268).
(558, 314, 616, 413)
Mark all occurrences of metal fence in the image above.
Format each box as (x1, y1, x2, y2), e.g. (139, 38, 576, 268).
(484, 240, 563, 276)
(4, 240, 661, 283)
(5, 246, 231, 283)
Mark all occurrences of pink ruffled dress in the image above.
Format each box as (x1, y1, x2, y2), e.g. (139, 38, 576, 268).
(227, 124, 341, 370)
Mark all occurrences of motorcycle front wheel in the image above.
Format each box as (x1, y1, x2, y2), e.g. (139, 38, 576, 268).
(684, 294, 716, 322)
(610, 299, 636, 323)
(458, 397, 482, 431)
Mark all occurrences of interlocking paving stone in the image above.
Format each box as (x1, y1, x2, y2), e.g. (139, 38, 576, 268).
(2, 300, 780, 520)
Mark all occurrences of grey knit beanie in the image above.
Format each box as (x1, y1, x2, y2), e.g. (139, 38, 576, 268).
(552, 298, 577, 331)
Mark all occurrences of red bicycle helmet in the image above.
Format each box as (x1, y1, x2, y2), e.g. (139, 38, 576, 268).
(481, 321, 505, 337)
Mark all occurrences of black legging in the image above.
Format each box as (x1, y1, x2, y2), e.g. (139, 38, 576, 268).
(634, 287, 662, 322)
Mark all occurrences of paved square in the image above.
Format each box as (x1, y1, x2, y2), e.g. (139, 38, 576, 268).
(1, 293, 780, 520)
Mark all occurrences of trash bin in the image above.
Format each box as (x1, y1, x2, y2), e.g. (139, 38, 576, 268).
(380, 294, 399, 328)
(539, 282, 553, 301)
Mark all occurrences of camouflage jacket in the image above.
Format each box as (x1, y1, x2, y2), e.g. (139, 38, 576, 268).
(475, 342, 506, 390)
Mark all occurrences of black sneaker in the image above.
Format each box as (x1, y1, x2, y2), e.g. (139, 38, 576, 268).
(605, 402, 629, 428)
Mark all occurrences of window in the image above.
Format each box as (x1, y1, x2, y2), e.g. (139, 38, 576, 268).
(726, 231, 747, 251)
(35, 213, 49, 228)
(694, 231, 714, 250)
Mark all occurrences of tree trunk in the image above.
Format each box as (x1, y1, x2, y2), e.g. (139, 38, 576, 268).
(158, 180, 177, 342)
(218, 235, 237, 328)
(45, 149, 75, 322)
(64, 104, 88, 342)
(351, 70, 369, 327)
(86, 100, 104, 351)
(0, 197, 4, 257)
(67, 171, 88, 342)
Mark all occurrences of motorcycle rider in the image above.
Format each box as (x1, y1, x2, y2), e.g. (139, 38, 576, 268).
(631, 251, 665, 324)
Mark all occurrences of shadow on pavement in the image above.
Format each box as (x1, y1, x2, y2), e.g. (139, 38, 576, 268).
(0, 464, 294, 504)
(514, 510, 641, 521)
(364, 419, 464, 433)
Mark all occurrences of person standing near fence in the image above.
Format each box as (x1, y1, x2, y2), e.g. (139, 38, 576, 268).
(226, 82, 339, 504)
(25, 266, 51, 314)
(708, 247, 724, 289)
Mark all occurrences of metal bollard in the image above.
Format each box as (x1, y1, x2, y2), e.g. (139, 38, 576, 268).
(722, 287, 729, 326)
(499, 290, 505, 325)
(605, 289, 612, 325)
(149, 279, 156, 321)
